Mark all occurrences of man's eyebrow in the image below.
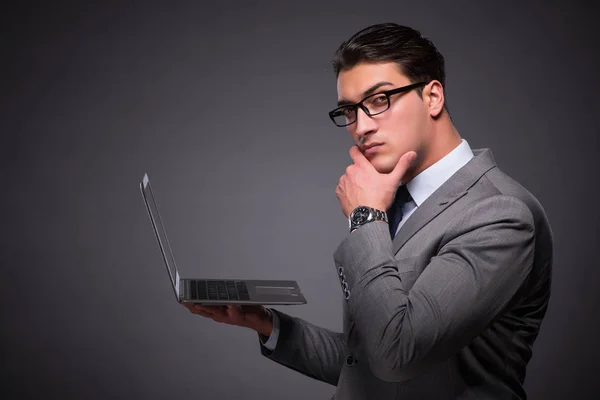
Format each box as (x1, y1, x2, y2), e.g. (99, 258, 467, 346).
(337, 81, 395, 106)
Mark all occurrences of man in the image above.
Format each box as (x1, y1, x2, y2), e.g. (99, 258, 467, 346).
(184, 23, 553, 399)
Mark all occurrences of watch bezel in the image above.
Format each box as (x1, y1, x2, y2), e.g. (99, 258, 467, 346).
(349, 206, 375, 231)
(350, 206, 372, 224)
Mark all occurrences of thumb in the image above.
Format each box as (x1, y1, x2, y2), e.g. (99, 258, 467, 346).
(389, 151, 417, 184)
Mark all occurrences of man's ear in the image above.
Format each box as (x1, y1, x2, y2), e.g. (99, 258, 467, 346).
(423, 80, 445, 118)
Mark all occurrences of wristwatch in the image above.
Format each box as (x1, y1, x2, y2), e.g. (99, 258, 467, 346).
(349, 206, 388, 232)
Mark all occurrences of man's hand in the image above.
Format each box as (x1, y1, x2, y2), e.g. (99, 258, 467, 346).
(181, 303, 274, 337)
(336, 146, 417, 218)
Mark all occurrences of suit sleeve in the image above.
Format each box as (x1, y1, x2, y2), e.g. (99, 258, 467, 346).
(258, 309, 346, 386)
(332, 195, 536, 382)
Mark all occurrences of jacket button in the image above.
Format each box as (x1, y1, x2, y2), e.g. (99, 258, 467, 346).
(346, 355, 355, 366)
(344, 289, 351, 300)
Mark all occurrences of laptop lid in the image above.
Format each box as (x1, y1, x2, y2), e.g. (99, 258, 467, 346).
(140, 173, 181, 300)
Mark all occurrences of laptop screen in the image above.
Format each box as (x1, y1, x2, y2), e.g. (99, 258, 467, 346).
(140, 174, 180, 299)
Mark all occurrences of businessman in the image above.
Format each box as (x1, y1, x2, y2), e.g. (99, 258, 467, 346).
(184, 23, 553, 399)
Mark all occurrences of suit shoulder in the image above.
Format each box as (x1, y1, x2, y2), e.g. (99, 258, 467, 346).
(475, 166, 553, 241)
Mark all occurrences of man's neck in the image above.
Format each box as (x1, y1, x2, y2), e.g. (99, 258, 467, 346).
(402, 118, 462, 185)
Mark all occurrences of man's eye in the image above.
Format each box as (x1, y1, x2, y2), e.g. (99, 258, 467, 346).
(342, 107, 354, 116)
(372, 95, 387, 104)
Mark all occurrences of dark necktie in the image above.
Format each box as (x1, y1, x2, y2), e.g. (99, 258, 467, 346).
(387, 185, 412, 239)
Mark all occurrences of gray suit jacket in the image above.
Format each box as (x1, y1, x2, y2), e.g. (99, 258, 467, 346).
(259, 148, 553, 399)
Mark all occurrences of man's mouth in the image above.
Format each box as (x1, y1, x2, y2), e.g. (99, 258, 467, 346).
(362, 142, 383, 156)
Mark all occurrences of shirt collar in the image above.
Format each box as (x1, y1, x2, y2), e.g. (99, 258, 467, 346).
(405, 139, 474, 207)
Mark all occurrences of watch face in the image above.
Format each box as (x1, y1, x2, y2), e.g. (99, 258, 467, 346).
(352, 206, 371, 224)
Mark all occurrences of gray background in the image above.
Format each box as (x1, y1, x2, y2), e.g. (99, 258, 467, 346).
(2, 1, 599, 398)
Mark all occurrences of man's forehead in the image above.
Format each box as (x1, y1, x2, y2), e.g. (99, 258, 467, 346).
(336, 62, 409, 100)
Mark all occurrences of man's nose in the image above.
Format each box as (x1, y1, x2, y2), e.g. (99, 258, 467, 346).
(354, 106, 377, 138)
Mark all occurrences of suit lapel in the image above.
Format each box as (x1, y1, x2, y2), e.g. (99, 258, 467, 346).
(392, 148, 498, 255)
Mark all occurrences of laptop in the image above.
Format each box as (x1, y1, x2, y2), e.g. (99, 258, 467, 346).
(140, 173, 307, 305)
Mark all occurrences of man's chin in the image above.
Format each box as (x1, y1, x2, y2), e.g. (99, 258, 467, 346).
(369, 156, 396, 174)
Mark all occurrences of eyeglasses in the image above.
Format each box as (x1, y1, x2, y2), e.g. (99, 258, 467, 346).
(328, 82, 428, 127)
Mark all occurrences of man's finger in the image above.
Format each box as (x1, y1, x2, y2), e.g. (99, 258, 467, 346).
(194, 305, 227, 317)
(389, 151, 417, 184)
(349, 145, 373, 169)
(190, 309, 213, 318)
(189, 304, 213, 315)
(225, 305, 241, 316)
(195, 305, 226, 311)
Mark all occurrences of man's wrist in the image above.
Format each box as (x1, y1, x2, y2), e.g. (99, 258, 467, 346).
(254, 307, 274, 337)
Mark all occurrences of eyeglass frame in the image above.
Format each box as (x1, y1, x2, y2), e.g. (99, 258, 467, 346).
(328, 81, 428, 127)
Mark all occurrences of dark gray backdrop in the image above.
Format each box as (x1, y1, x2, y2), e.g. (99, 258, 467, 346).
(2, 1, 599, 399)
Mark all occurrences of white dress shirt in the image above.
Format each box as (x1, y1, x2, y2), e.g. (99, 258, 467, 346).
(261, 139, 475, 350)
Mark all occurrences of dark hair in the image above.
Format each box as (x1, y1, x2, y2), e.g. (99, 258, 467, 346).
(332, 23, 447, 107)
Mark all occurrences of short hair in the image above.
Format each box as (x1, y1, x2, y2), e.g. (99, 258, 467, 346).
(332, 23, 447, 107)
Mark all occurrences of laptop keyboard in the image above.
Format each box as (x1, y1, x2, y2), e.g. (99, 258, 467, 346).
(188, 280, 250, 301)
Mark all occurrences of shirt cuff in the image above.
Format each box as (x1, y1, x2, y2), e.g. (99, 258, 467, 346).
(259, 308, 280, 351)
